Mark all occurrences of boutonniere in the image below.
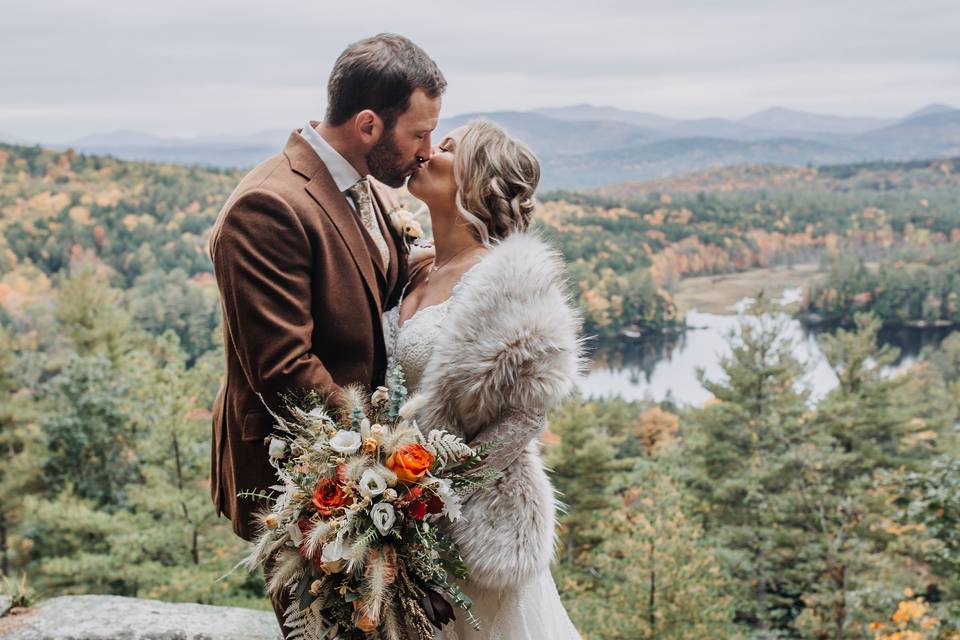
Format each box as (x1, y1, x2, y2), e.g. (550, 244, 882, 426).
(388, 206, 425, 252)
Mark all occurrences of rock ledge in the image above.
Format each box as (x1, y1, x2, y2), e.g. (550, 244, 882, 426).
(0, 595, 281, 640)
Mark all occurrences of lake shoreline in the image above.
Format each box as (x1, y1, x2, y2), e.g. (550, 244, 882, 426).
(671, 263, 824, 315)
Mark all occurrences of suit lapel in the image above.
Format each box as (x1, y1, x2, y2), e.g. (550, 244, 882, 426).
(284, 132, 382, 315)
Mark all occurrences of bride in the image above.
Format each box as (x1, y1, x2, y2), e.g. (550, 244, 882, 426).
(382, 120, 583, 640)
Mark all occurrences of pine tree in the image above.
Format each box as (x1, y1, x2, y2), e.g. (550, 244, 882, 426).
(39, 353, 140, 508)
(121, 331, 256, 604)
(562, 460, 742, 639)
(815, 313, 924, 476)
(27, 330, 261, 606)
(682, 296, 813, 632)
(0, 325, 43, 578)
(54, 264, 137, 365)
(545, 397, 627, 564)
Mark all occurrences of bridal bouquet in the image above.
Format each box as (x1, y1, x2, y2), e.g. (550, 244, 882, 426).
(241, 366, 497, 640)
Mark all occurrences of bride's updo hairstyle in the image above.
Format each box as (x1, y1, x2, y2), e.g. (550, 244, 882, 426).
(454, 120, 540, 245)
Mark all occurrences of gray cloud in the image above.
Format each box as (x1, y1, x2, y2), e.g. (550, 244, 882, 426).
(1, 0, 958, 142)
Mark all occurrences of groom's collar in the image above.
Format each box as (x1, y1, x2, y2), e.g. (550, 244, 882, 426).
(298, 120, 362, 192)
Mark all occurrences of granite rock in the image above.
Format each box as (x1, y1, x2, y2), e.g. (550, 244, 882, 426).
(0, 595, 282, 640)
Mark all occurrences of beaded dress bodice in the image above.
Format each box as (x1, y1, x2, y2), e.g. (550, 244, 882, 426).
(382, 289, 454, 393)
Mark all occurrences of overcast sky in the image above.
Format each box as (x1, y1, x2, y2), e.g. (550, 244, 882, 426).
(2, 0, 959, 143)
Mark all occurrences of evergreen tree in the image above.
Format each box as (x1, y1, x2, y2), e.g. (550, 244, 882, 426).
(0, 325, 43, 578)
(546, 397, 627, 564)
(562, 459, 742, 639)
(54, 265, 138, 365)
(682, 296, 812, 632)
(121, 331, 258, 604)
(39, 353, 140, 508)
(815, 313, 922, 477)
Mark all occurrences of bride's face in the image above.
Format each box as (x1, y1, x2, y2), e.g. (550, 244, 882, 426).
(407, 125, 467, 209)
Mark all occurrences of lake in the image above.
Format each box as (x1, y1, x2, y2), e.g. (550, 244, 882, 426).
(579, 289, 953, 406)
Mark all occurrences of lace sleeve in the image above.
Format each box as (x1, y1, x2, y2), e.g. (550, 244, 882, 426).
(459, 407, 547, 502)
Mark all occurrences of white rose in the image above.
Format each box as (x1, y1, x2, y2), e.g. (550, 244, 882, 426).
(268, 437, 287, 460)
(359, 469, 387, 498)
(383, 488, 398, 502)
(329, 429, 361, 455)
(321, 537, 352, 563)
(319, 537, 351, 574)
(370, 502, 396, 535)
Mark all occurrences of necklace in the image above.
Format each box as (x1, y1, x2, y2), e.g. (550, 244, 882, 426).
(423, 245, 480, 283)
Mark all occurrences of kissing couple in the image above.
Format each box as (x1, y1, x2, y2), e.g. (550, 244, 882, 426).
(208, 33, 582, 640)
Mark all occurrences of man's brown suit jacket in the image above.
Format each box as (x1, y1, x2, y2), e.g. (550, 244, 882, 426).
(208, 131, 409, 540)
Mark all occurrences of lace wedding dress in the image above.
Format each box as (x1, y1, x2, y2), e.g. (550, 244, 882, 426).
(382, 282, 581, 640)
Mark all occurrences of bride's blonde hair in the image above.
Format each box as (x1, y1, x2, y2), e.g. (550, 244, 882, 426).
(454, 120, 540, 245)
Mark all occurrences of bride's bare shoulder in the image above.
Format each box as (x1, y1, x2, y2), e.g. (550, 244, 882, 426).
(407, 245, 436, 289)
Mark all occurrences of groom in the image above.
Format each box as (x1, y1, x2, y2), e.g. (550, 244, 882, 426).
(207, 33, 444, 630)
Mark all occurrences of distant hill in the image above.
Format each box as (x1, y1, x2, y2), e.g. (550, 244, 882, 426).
(904, 103, 958, 119)
(592, 156, 960, 199)
(11, 102, 958, 190)
(541, 136, 858, 190)
(533, 104, 679, 130)
(57, 128, 291, 169)
(438, 111, 657, 156)
(852, 108, 960, 158)
(738, 106, 894, 134)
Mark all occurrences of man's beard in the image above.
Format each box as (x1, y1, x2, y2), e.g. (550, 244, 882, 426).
(366, 128, 418, 188)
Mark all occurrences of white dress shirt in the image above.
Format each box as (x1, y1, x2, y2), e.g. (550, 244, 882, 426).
(299, 120, 370, 212)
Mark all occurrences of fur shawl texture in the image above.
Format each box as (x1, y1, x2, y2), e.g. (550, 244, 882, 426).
(413, 232, 582, 590)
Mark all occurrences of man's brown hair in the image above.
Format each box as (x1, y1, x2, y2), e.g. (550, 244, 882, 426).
(325, 34, 446, 129)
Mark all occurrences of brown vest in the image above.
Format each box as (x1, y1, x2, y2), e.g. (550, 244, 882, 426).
(207, 131, 409, 540)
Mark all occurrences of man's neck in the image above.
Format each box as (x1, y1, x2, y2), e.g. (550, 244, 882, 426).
(314, 121, 370, 177)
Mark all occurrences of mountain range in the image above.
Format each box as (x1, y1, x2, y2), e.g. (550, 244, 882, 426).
(9, 103, 960, 191)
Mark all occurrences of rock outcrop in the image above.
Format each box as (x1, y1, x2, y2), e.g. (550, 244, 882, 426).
(0, 595, 281, 640)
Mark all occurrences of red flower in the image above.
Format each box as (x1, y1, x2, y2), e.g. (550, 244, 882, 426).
(396, 485, 424, 506)
(407, 500, 428, 520)
(312, 477, 352, 517)
(425, 492, 444, 515)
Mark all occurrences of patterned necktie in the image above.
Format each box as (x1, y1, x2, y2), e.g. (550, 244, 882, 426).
(346, 178, 390, 271)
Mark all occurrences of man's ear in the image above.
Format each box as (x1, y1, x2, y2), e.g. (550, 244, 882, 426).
(355, 109, 384, 146)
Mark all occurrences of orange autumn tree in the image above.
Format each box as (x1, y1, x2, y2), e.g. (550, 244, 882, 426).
(868, 590, 946, 640)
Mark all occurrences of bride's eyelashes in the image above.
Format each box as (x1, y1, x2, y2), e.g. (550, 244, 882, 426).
(436, 137, 456, 154)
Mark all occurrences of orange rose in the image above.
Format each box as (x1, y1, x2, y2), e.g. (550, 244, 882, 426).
(312, 477, 352, 516)
(385, 443, 435, 483)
